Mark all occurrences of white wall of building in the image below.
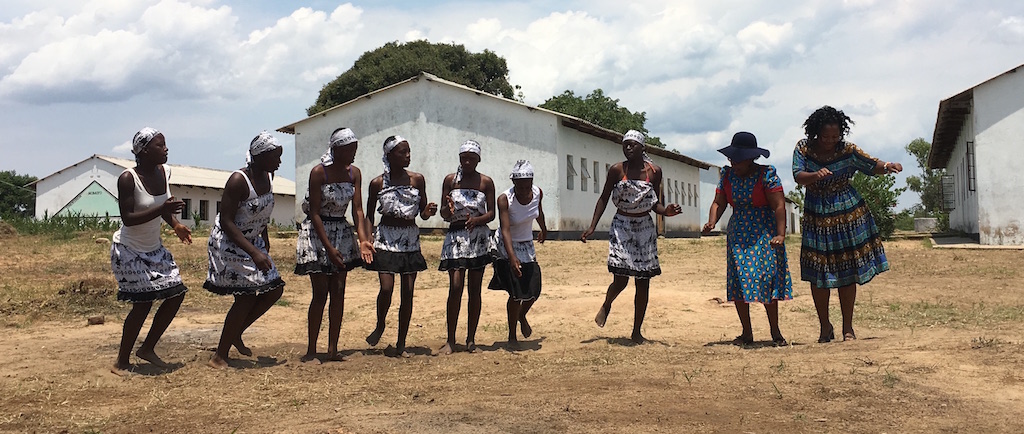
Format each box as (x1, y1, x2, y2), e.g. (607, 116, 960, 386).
(34, 158, 123, 219)
(944, 114, 980, 235)
(972, 73, 1024, 245)
(289, 75, 704, 236)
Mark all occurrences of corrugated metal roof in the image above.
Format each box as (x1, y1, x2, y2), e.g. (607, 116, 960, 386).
(278, 72, 712, 170)
(29, 154, 295, 196)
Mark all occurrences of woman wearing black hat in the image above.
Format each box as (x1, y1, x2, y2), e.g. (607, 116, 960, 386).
(703, 132, 793, 345)
(793, 106, 902, 343)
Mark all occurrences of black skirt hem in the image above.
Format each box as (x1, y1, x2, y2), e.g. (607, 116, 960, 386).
(294, 259, 364, 275)
(438, 256, 492, 271)
(609, 265, 661, 279)
(365, 250, 428, 274)
(118, 284, 188, 304)
(488, 259, 541, 301)
(204, 278, 285, 296)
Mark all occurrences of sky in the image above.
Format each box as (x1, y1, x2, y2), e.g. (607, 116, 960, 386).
(2, 0, 1023, 209)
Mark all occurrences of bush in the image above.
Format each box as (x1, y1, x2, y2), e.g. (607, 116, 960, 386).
(851, 173, 905, 239)
(5, 212, 120, 240)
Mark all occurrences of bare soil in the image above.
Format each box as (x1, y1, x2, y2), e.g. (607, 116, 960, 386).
(1, 233, 1022, 433)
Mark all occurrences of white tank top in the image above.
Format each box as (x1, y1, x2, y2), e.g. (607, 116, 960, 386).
(112, 166, 170, 252)
(505, 185, 540, 242)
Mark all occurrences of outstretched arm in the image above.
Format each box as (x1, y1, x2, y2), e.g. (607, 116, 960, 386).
(581, 164, 620, 242)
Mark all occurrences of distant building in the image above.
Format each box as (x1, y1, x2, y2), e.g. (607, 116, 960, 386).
(30, 155, 297, 228)
(929, 63, 1024, 245)
(278, 72, 712, 238)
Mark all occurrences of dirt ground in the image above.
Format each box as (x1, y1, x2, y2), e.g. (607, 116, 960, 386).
(1, 231, 1022, 433)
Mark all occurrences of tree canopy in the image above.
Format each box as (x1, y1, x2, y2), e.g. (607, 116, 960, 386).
(308, 41, 516, 115)
(904, 138, 946, 215)
(539, 89, 666, 148)
(0, 170, 37, 219)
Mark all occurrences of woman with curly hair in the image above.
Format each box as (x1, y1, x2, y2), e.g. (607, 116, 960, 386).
(793, 106, 902, 343)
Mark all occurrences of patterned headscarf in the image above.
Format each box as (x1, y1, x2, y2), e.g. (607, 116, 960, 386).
(246, 131, 281, 165)
(320, 128, 357, 166)
(382, 135, 407, 187)
(455, 139, 482, 183)
(623, 129, 654, 164)
(132, 127, 161, 155)
(509, 160, 534, 179)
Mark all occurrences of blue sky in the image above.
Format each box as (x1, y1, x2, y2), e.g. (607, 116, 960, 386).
(2, 1, 1023, 210)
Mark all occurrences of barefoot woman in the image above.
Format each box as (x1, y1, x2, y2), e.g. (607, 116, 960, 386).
(581, 130, 682, 344)
(110, 127, 192, 374)
(205, 132, 286, 368)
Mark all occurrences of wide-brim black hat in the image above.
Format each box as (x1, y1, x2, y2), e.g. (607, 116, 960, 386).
(717, 131, 770, 161)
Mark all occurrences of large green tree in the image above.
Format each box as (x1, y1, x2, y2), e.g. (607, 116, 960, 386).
(0, 170, 37, 219)
(904, 138, 946, 215)
(851, 172, 905, 239)
(539, 89, 666, 148)
(308, 41, 515, 115)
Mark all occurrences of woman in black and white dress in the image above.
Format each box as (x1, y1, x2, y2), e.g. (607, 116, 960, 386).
(364, 136, 437, 357)
(581, 130, 682, 344)
(110, 127, 192, 375)
(204, 132, 286, 369)
(294, 127, 374, 363)
(438, 140, 495, 355)
(489, 160, 547, 350)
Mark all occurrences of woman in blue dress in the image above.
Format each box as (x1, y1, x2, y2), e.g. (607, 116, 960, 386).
(793, 106, 902, 342)
(704, 132, 792, 346)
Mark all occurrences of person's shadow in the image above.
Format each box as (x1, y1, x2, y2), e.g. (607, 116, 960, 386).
(118, 361, 186, 376)
(704, 339, 803, 349)
(478, 337, 545, 353)
(581, 336, 669, 347)
(225, 355, 285, 369)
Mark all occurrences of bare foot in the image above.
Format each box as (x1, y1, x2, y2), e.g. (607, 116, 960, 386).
(631, 333, 646, 345)
(595, 305, 609, 328)
(366, 328, 384, 347)
(438, 343, 454, 356)
(733, 334, 754, 345)
(135, 348, 170, 368)
(771, 333, 789, 347)
(111, 362, 133, 376)
(466, 341, 480, 353)
(208, 354, 230, 369)
(506, 339, 521, 352)
(300, 353, 322, 365)
(233, 338, 253, 357)
(326, 352, 350, 362)
(520, 317, 532, 338)
(843, 330, 857, 341)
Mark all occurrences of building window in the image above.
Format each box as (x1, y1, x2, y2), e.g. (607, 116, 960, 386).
(675, 180, 681, 205)
(687, 183, 693, 207)
(941, 174, 955, 211)
(199, 200, 209, 221)
(566, 154, 576, 190)
(580, 157, 590, 192)
(593, 161, 600, 193)
(181, 198, 192, 220)
(966, 141, 976, 192)
(693, 182, 699, 206)
(664, 178, 670, 202)
(216, 201, 221, 214)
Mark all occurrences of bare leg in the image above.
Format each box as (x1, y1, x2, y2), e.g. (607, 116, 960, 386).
(506, 298, 522, 349)
(136, 294, 185, 367)
(811, 283, 834, 343)
(838, 284, 857, 340)
(519, 299, 536, 338)
(596, 275, 630, 327)
(631, 278, 650, 344)
(466, 268, 484, 353)
(113, 302, 153, 374)
(367, 273, 395, 346)
(764, 301, 786, 345)
(210, 295, 257, 369)
(441, 269, 466, 355)
(733, 300, 753, 344)
(396, 273, 416, 358)
(326, 273, 347, 361)
(303, 275, 329, 362)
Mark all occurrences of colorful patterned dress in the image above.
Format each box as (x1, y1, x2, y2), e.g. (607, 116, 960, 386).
(717, 165, 793, 303)
(792, 139, 889, 288)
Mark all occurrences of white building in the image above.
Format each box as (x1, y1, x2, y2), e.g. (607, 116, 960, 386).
(278, 72, 710, 238)
(698, 163, 801, 235)
(929, 63, 1024, 245)
(31, 155, 297, 229)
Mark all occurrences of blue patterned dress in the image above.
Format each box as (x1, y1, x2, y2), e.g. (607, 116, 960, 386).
(792, 139, 889, 288)
(718, 165, 793, 303)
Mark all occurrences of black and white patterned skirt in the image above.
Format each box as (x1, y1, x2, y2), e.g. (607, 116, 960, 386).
(110, 242, 188, 303)
(607, 213, 661, 278)
(365, 225, 427, 274)
(295, 216, 362, 274)
(439, 224, 492, 271)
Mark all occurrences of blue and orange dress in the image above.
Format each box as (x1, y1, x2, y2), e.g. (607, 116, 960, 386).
(718, 165, 793, 303)
(792, 139, 889, 288)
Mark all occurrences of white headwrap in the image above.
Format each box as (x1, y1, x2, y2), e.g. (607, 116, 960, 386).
(623, 129, 654, 164)
(382, 135, 407, 187)
(455, 139, 482, 183)
(320, 128, 358, 166)
(509, 160, 534, 179)
(246, 131, 281, 165)
(132, 127, 161, 155)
